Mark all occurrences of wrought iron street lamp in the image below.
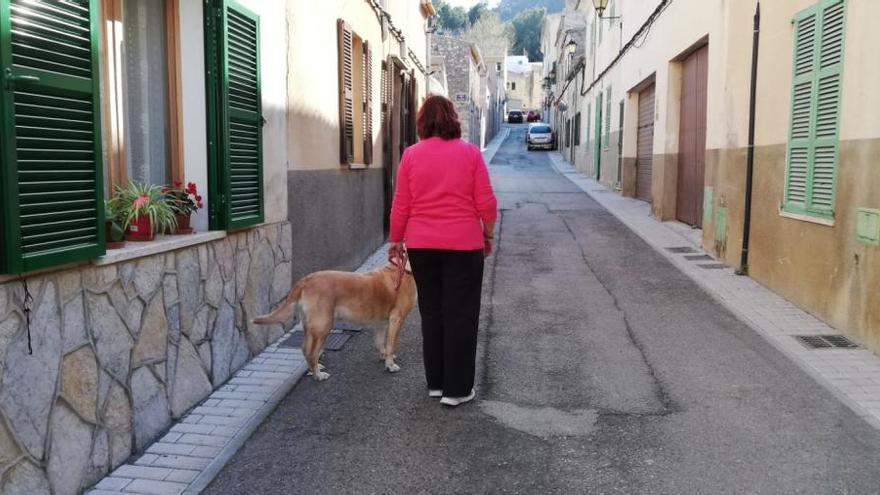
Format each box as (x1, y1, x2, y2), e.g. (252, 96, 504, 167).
(566, 39, 578, 55)
(592, 0, 620, 20)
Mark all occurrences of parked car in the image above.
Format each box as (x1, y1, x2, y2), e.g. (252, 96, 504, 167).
(507, 110, 524, 123)
(526, 110, 541, 122)
(526, 123, 555, 151)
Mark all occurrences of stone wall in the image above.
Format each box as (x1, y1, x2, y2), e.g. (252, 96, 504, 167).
(0, 223, 292, 494)
(432, 36, 478, 142)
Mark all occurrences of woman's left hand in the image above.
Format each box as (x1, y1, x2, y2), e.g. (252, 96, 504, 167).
(483, 237, 494, 257)
(388, 242, 405, 263)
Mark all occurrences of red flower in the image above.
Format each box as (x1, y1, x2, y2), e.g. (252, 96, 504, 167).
(132, 195, 149, 209)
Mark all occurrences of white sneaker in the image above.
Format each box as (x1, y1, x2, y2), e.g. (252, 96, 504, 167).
(428, 389, 443, 398)
(440, 389, 475, 407)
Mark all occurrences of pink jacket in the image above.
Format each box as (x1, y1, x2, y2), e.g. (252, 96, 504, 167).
(389, 137, 498, 250)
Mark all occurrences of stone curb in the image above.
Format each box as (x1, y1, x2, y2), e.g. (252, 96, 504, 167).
(482, 127, 510, 165)
(546, 151, 880, 431)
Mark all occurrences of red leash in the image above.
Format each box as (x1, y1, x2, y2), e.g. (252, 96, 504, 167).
(390, 246, 408, 291)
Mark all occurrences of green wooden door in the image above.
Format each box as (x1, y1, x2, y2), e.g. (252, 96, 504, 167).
(0, 0, 104, 274)
(205, 0, 263, 230)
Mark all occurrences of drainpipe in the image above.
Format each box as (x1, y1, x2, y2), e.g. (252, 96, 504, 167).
(737, 2, 760, 276)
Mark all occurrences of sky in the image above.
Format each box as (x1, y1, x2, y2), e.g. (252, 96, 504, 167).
(443, 0, 501, 9)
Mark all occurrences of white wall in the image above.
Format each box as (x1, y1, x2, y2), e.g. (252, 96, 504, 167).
(177, 0, 289, 228)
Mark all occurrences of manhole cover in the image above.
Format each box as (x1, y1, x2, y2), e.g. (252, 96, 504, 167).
(794, 335, 859, 349)
(698, 263, 727, 269)
(278, 331, 352, 351)
(684, 254, 714, 261)
(666, 246, 697, 254)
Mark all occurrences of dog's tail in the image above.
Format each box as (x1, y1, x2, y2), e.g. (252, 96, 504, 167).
(252, 278, 305, 324)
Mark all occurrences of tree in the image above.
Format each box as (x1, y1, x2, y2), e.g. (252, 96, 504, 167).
(468, 2, 490, 26)
(433, 0, 469, 34)
(495, 0, 563, 22)
(511, 7, 545, 61)
(461, 11, 513, 57)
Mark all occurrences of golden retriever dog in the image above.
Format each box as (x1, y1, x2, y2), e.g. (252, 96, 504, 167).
(252, 258, 416, 381)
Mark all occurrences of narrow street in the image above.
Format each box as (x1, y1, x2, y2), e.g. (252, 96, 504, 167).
(205, 125, 880, 494)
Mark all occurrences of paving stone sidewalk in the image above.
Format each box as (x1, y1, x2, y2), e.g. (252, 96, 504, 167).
(547, 152, 880, 430)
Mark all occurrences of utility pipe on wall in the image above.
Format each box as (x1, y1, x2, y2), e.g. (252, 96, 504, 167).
(737, 2, 760, 275)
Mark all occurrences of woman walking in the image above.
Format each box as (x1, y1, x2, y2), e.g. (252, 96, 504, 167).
(388, 95, 497, 407)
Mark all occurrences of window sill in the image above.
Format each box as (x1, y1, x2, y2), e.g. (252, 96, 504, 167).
(95, 231, 227, 266)
(348, 163, 368, 170)
(778, 209, 835, 227)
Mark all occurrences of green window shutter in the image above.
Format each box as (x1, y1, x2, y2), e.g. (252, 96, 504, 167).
(604, 87, 612, 150)
(205, 0, 264, 230)
(784, 0, 845, 218)
(0, 0, 105, 274)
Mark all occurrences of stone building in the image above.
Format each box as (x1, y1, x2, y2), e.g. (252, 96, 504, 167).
(431, 35, 487, 145)
(0, 0, 433, 492)
(545, 0, 880, 355)
(467, 35, 508, 145)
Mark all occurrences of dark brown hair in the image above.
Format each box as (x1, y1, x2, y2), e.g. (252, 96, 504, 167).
(417, 95, 462, 140)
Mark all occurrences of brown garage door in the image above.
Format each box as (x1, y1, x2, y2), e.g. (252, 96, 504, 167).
(677, 45, 708, 227)
(636, 84, 655, 202)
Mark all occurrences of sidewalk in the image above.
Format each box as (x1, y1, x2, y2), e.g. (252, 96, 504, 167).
(87, 131, 511, 495)
(547, 151, 880, 430)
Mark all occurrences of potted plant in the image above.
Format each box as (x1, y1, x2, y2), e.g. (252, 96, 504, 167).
(108, 181, 177, 242)
(164, 181, 203, 235)
(104, 200, 126, 249)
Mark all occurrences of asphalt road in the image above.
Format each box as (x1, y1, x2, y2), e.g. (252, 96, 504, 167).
(206, 125, 880, 494)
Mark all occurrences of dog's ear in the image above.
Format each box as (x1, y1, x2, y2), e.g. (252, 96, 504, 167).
(404, 259, 413, 273)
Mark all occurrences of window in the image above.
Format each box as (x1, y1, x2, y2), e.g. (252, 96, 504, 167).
(205, 0, 264, 229)
(102, 0, 181, 188)
(0, 0, 105, 274)
(337, 20, 373, 167)
(783, 0, 845, 220)
(496, 62, 502, 72)
(511, 82, 516, 90)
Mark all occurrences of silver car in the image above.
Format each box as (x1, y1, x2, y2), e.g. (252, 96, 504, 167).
(526, 123, 554, 151)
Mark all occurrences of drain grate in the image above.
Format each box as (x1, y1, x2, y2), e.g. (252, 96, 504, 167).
(333, 320, 365, 332)
(684, 254, 714, 261)
(794, 334, 859, 350)
(697, 263, 727, 269)
(666, 246, 697, 254)
(278, 331, 352, 351)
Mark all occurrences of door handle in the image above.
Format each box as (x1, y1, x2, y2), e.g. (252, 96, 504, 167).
(5, 69, 40, 89)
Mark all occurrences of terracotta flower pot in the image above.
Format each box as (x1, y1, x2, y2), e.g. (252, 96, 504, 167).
(105, 222, 126, 249)
(174, 213, 194, 235)
(126, 216, 154, 242)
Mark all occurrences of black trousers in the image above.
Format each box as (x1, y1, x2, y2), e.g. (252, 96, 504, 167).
(408, 249, 484, 397)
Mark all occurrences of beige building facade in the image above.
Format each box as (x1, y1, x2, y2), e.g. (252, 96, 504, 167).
(288, 0, 431, 281)
(546, 0, 880, 354)
(505, 56, 544, 115)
